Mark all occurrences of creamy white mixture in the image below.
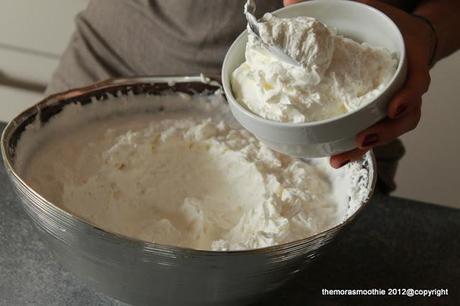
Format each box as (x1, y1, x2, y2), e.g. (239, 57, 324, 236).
(16, 93, 371, 251)
(232, 14, 398, 123)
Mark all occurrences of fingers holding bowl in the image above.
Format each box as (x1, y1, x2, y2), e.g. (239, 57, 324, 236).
(283, 0, 303, 6)
(341, 50, 427, 164)
(357, 103, 422, 150)
(356, 55, 427, 150)
(388, 56, 430, 119)
(330, 93, 422, 169)
(330, 148, 369, 169)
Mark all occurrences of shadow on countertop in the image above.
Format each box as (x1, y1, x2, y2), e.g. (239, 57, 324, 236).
(255, 194, 459, 306)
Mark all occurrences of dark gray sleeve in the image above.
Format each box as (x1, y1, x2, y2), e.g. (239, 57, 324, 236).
(45, 28, 118, 95)
(45, 0, 282, 95)
(45, 1, 139, 95)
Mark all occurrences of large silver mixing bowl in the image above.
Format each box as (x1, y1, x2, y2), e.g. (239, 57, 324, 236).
(1, 76, 376, 306)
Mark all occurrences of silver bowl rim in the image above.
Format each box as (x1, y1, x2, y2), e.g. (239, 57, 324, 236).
(1, 75, 377, 256)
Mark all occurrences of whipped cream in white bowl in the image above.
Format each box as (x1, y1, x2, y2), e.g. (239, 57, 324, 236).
(222, 0, 407, 157)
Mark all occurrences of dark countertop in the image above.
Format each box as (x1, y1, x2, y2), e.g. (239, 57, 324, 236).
(1, 122, 459, 306)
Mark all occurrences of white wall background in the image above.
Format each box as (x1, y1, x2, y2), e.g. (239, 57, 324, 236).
(0, 0, 89, 120)
(0, 1, 459, 208)
(394, 52, 460, 208)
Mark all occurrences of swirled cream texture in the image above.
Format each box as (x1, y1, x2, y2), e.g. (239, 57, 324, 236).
(24, 115, 340, 251)
(232, 14, 398, 123)
(18, 94, 371, 251)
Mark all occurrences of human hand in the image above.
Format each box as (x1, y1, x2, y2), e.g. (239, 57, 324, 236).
(283, 0, 301, 6)
(331, 0, 435, 168)
(284, 0, 435, 168)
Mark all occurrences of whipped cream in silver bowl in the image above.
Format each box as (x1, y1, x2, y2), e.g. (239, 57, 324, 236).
(1, 76, 376, 305)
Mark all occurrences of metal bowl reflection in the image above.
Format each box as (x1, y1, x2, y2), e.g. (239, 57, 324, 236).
(1, 76, 376, 306)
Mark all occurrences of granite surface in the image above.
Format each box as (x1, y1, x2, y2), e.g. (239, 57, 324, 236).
(0, 122, 458, 306)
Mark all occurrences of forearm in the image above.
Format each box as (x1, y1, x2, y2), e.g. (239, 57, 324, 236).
(414, 0, 460, 63)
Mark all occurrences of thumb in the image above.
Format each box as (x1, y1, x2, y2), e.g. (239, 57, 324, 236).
(284, 0, 303, 6)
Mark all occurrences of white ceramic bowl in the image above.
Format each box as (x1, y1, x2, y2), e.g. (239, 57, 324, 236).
(222, 0, 407, 157)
